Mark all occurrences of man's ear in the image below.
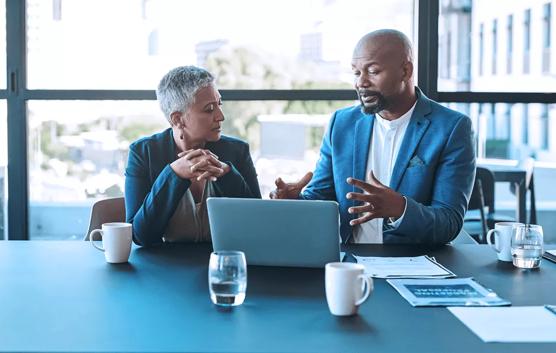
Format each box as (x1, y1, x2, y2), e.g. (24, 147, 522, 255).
(402, 61, 413, 82)
(170, 111, 183, 127)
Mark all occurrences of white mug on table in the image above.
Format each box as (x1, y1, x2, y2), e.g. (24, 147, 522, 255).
(486, 222, 523, 262)
(89, 222, 132, 263)
(325, 262, 373, 316)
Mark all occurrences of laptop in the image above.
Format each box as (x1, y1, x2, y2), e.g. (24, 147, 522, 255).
(207, 198, 341, 268)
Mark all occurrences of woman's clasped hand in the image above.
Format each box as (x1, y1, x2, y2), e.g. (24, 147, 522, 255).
(171, 149, 230, 182)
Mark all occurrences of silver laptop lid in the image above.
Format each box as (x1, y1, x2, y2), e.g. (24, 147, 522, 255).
(207, 198, 340, 268)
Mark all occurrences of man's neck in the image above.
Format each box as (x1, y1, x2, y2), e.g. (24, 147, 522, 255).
(379, 88, 417, 121)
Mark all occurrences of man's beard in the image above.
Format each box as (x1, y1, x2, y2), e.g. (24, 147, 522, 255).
(358, 90, 387, 115)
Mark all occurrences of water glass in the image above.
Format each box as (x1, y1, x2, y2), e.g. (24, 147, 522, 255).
(208, 251, 247, 306)
(511, 224, 544, 269)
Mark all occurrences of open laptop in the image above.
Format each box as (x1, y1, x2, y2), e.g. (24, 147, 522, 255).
(207, 198, 341, 268)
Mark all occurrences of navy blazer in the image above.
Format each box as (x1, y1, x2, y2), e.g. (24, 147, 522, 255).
(302, 88, 476, 245)
(125, 128, 261, 246)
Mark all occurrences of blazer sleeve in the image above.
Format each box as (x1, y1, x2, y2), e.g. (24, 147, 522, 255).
(124, 144, 191, 247)
(216, 142, 261, 199)
(301, 112, 338, 201)
(384, 115, 476, 245)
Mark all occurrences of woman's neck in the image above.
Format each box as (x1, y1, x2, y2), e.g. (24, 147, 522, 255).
(173, 128, 205, 153)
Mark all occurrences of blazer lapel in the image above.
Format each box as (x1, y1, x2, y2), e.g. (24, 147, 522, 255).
(353, 114, 374, 181)
(389, 96, 431, 191)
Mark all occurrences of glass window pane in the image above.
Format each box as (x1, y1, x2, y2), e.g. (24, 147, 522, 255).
(1, 101, 6, 240)
(438, 0, 556, 92)
(0, 2, 5, 89)
(26, 0, 415, 89)
(27, 99, 353, 239)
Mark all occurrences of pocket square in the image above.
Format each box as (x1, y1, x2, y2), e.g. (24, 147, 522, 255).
(408, 156, 425, 167)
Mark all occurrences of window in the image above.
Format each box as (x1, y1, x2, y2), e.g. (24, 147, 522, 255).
(492, 19, 497, 75)
(541, 104, 549, 150)
(26, 99, 348, 239)
(439, 3, 556, 92)
(479, 23, 484, 76)
(0, 102, 6, 240)
(507, 14, 513, 74)
(524, 8, 531, 74)
(26, 0, 414, 90)
(543, 3, 552, 73)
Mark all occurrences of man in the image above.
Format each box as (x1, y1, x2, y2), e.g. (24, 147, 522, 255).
(270, 29, 475, 245)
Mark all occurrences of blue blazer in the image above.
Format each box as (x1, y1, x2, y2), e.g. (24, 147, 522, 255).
(302, 89, 476, 244)
(125, 128, 261, 246)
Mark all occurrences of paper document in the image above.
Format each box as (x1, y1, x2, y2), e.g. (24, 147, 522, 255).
(353, 255, 455, 278)
(388, 277, 510, 307)
(449, 306, 556, 342)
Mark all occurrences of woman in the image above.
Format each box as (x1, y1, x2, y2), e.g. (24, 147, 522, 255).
(125, 66, 261, 246)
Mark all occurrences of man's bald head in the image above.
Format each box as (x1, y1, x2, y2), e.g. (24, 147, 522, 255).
(353, 29, 413, 64)
(351, 29, 416, 119)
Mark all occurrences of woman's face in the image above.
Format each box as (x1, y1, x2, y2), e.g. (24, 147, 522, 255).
(182, 85, 225, 143)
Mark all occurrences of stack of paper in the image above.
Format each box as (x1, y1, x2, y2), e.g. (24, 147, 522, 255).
(353, 255, 455, 278)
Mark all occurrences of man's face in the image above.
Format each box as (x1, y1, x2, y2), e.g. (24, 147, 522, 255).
(351, 41, 405, 115)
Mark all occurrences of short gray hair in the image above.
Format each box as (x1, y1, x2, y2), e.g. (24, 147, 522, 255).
(156, 66, 215, 122)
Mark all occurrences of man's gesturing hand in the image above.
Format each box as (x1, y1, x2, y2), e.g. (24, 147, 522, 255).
(346, 171, 406, 226)
(269, 172, 313, 199)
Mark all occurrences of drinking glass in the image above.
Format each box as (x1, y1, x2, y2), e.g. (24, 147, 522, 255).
(208, 251, 247, 306)
(511, 224, 544, 269)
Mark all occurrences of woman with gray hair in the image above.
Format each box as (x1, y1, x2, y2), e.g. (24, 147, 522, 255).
(125, 66, 261, 246)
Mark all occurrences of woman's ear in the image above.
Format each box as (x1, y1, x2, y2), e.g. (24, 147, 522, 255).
(170, 111, 183, 127)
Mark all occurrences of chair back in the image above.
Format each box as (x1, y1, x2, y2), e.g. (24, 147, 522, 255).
(475, 167, 496, 214)
(84, 197, 126, 240)
(467, 177, 488, 241)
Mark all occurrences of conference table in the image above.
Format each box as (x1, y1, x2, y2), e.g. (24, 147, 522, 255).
(0, 241, 555, 352)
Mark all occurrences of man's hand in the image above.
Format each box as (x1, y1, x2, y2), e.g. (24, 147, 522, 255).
(269, 172, 313, 199)
(346, 171, 406, 226)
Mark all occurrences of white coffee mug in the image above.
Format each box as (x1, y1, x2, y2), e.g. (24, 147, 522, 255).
(486, 222, 523, 262)
(89, 222, 132, 263)
(325, 262, 373, 316)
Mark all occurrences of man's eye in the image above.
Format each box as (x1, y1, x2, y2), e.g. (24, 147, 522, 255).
(206, 104, 214, 112)
(353, 71, 361, 77)
(368, 69, 378, 75)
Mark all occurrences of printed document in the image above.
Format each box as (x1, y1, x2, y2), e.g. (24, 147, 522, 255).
(388, 277, 510, 307)
(353, 255, 455, 278)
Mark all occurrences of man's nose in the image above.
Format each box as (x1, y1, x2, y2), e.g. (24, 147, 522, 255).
(356, 73, 371, 88)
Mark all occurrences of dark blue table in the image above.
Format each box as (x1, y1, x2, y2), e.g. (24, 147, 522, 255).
(0, 241, 554, 352)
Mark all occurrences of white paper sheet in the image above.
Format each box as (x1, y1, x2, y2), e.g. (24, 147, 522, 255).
(449, 306, 556, 342)
(353, 255, 455, 278)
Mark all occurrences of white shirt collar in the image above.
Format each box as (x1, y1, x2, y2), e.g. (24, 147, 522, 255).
(376, 100, 418, 130)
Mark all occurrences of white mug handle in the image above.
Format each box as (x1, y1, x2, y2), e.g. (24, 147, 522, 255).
(354, 274, 373, 306)
(486, 229, 501, 253)
(89, 229, 105, 252)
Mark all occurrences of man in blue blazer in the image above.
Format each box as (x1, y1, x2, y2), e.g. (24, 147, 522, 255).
(271, 30, 475, 245)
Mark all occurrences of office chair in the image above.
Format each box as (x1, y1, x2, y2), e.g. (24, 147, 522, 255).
(464, 176, 489, 243)
(84, 197, 126, 240)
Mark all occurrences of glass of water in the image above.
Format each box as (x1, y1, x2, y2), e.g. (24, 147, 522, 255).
(511, 224, 544, 269)
(208, 251, 247, 306)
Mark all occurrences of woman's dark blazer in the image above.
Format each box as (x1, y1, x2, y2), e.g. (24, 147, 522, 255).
(125, 128, 261, 246)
